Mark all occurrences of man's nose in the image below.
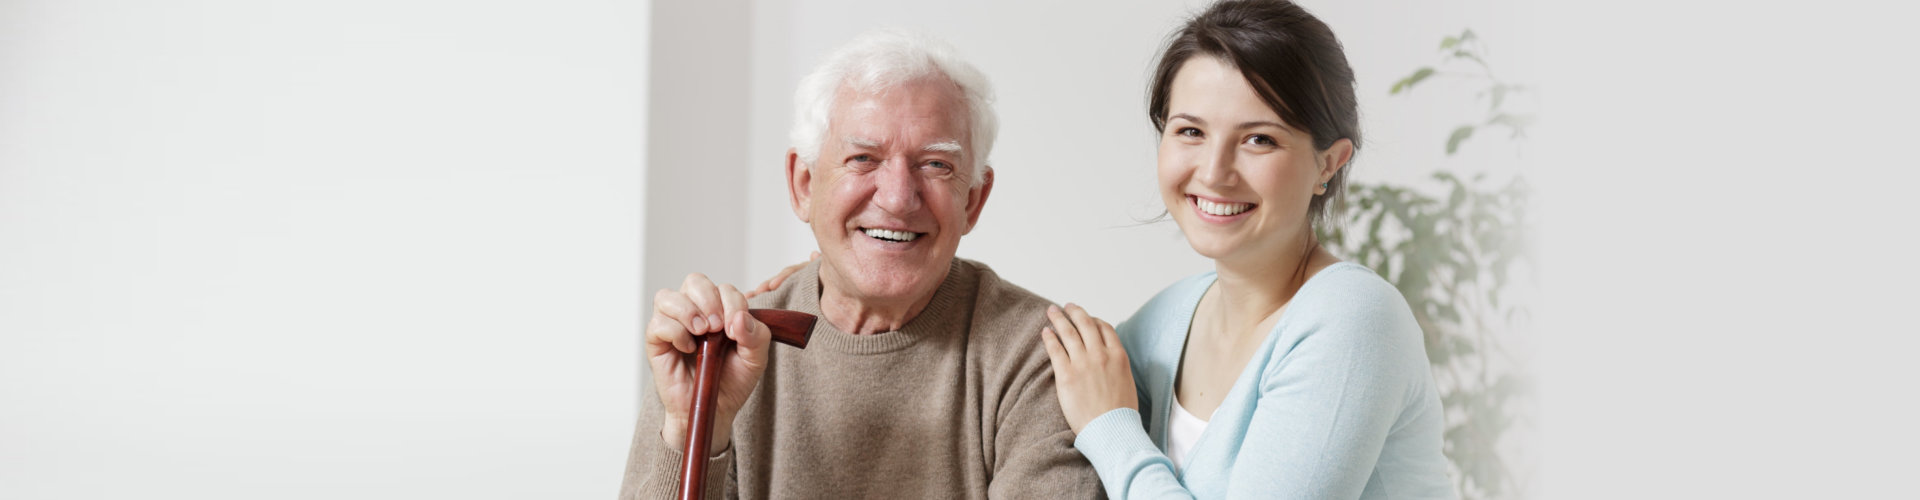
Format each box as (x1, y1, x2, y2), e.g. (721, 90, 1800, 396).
(1196, 143, 1238, 188)
(872, 158, 924, 215)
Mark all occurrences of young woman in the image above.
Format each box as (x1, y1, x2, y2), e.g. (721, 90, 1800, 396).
(1040, 1, 1454, 498)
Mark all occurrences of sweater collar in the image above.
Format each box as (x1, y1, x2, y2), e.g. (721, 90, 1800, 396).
(790, 258, 975, 355)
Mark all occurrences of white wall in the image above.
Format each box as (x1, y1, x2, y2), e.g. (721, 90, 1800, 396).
(0, 1, 649, 498)
(1530, 1, 1920, 498)
(644, 0, 751, 297)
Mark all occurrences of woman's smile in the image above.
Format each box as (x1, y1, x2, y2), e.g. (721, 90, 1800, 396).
(1188, 194, 1257, 223)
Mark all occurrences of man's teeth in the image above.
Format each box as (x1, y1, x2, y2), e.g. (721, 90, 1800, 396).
(863, 228, 921, 242)
(1197, 198, 1252, 216)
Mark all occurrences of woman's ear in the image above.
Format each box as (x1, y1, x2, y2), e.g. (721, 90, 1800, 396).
(1318, 138, 1355, 183)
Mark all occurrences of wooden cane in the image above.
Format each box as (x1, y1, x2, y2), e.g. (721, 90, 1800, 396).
(679, 308, 816, 500)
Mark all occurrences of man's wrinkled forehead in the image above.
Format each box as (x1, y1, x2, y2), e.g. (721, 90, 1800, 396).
(843, 136, 963, 154)
(830, 82, 971, 156)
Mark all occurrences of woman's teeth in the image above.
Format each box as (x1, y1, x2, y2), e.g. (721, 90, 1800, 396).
(863, 228, 920, 242)
(1196, 197, 1252, 216)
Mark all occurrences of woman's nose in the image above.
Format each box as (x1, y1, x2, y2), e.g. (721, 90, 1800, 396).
(1195, 144, 1238, 188)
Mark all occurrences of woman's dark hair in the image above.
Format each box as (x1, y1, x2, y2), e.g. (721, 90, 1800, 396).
(1148, 0, 1361, 228)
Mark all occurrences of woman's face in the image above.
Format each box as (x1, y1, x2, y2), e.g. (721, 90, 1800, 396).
(1157, 55, 1346, 266)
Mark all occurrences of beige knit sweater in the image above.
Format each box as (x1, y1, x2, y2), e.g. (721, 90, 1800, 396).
(619, 258, 1102, 499)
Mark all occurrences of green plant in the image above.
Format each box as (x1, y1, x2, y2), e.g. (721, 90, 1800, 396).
(1389, 29, 1534, 154)
(1319, 29, 1535, 500)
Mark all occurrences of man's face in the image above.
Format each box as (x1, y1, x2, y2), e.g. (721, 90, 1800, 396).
(786, 76, 993, 305)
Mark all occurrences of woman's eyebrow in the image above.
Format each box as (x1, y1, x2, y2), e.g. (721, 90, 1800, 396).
(1235, 120, 1290, 131)
(1170, 113, 1289, 132)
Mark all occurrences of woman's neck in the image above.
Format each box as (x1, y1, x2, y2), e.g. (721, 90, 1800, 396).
(1205, 236, 1324, 338)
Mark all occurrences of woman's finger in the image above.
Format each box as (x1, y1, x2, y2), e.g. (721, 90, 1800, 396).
(749, 254, 813, 298)
(1040, 326, 1070, 366)
(1064, 303, 1105, 351)
(1046, 305, 1085, 355)
(1097, 318, 1122, 355)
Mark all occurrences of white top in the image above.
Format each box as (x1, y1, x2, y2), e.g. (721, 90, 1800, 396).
(1166, 396, 1210, 472)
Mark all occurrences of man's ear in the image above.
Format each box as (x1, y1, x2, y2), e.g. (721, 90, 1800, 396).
(1318, 138, 1355, 185)
(961, 165, 994, 235)
(786, 148, 813, 223)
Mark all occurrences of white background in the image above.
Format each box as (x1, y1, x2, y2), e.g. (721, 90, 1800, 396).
(2, 0, 648, 497)
(4, 0, 1918, 498)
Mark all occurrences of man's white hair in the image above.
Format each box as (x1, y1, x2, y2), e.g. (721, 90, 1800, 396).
(789, 30, 998, 184)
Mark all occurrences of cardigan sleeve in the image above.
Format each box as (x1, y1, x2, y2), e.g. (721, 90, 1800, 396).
(1074, 408, 1195, 499)
(1072, 289, 1196, 500)
(1220, 290, 1423, 499)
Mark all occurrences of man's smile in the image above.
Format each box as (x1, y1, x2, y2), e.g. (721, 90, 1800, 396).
(860, 227, 925, 242)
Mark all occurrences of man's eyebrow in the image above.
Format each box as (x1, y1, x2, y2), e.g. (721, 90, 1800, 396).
(922, 141, 963, 154)
(844, 136, 880, 149)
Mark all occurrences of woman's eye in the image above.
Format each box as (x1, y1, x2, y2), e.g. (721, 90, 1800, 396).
(1245, 135, 1277, 147)
(1175, 127, 1202, 138)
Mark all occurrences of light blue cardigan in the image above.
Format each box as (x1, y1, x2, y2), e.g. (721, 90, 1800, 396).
(1073, 263, 1454, 499)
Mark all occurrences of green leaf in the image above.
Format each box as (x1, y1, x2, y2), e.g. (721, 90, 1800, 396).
(1446, 125, 1476, 155)
(1440, 29, 1477, 51)
(1390, 67, 1435, 95)
(1450, 50, 1488, 69)
(1485, 113, 1534, 138)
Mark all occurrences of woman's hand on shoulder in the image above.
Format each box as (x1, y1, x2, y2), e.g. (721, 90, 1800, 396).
(1040, 303, 1139, 435)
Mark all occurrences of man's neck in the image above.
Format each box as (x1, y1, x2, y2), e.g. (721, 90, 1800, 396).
(815, 263, 950, 335)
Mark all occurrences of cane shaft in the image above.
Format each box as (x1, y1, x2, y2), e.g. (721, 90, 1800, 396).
(676, 309, 815, 500)
(678, 334, 728, 500)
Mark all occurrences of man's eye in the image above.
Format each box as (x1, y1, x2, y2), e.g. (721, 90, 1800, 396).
(927, 160, 953, 171)
(849, 154, 877, 164)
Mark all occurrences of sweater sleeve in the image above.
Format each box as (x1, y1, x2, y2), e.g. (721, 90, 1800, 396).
(986, 330, 1107, 499)
(616, 382, 737, 500)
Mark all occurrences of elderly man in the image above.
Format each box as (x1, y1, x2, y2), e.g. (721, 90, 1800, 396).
(617, 31, 1102, 498)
